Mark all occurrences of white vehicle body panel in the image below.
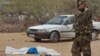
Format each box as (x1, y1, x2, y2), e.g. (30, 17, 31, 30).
(93, 21, 100, 29)
(27, 15, 100, 39)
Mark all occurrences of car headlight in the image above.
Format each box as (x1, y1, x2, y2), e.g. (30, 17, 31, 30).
(37, 29, 47, 33)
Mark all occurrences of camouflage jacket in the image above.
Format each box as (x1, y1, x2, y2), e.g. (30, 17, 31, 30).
(74, 8, 93, 41)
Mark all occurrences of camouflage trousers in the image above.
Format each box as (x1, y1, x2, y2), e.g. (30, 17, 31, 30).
(71, 39, 91, 56)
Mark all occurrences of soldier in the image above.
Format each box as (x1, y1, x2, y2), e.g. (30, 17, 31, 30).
(71, 0, 93, 56)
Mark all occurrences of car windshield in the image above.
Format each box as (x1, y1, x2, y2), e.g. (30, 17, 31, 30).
(47, 16, 68, 25)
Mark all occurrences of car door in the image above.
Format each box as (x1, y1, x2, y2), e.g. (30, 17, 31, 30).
(61, 16, 75, 38)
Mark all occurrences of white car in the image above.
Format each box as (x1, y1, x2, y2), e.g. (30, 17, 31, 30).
(27, 15, 100, 42)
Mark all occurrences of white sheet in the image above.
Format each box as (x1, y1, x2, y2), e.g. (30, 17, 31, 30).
(5, 46, 29, 54)
(5, 46, 61, 56)
(36, 46, 60, 56)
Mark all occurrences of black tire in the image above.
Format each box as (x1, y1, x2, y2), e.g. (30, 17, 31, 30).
(92, 30, 98, 41)
(34, 38, 41, 42)
(50, 32, 60, 43)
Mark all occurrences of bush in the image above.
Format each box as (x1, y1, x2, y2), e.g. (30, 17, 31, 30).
(0, 0, 100, 32)
(0, 12, 38, 32)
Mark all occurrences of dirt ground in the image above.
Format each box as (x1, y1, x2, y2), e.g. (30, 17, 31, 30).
(0, 32, 100, 56)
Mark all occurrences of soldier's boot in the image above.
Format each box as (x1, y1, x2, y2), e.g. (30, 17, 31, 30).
(72, 51, 81, 56)
(82, 42, 91, 56)
(83, 51, 91, 56)
(71, 40, 81, 56)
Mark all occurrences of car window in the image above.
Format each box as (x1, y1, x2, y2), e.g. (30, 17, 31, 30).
(47, 16, 68, 25)
(63, 16, 75, 25)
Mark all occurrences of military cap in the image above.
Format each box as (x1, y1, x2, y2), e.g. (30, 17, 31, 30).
(77, 0, 86, 7)
(77, 0, 86, 4)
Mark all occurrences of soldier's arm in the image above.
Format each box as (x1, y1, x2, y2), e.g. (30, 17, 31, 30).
(73, 11, 81, 29)
(89, 10, 93, 30)
(84, 10, 93, 26)
(87, 10, 93, 27)
(84, 10, 93, 32)
(73, 14, 77, 29)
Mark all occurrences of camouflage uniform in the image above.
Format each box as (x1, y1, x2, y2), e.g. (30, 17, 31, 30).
(71, 8, 93, 56)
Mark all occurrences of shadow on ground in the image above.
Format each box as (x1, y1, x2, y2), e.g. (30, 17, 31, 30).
(28, 39, 73, 43)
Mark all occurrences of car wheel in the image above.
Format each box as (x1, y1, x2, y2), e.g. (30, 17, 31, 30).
(34, 38, 41, 42)
(92, 30, 98, 41)
(50, 32, 60, 43)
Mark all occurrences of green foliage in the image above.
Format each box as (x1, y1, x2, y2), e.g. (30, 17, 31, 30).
(0, 0, 100, 32)
(0, 0, 100, 18)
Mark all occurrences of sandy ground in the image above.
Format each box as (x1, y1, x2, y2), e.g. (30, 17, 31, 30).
(0, 32, 100, 56)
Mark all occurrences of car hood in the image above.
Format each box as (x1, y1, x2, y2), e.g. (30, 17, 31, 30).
(28, 24, 61, 29)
